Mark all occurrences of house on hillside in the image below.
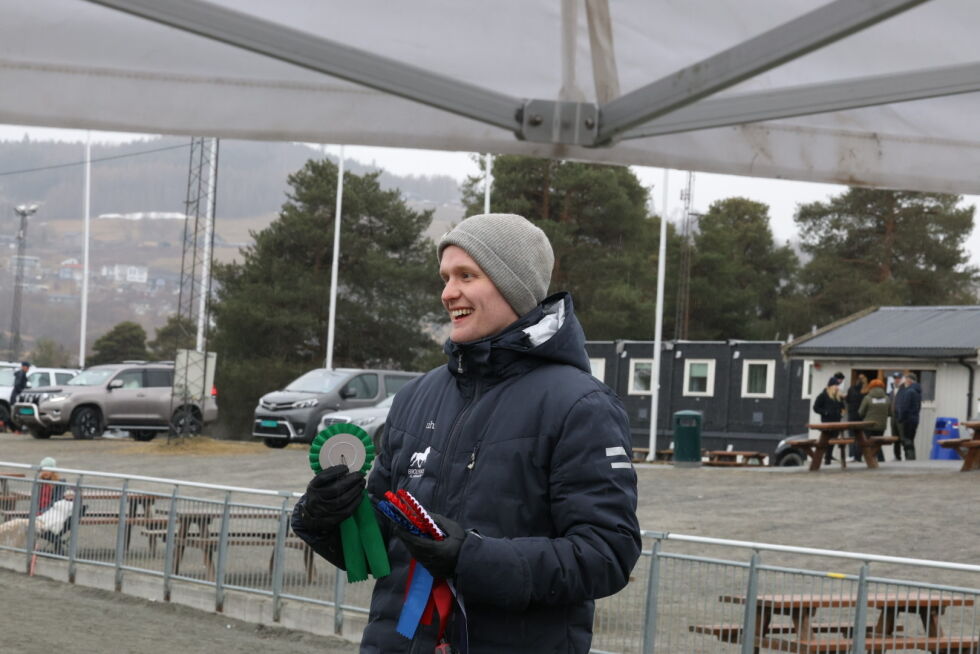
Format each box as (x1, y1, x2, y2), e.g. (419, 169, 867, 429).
(783, 306, 980, 455)
(101, 263, 148, 285)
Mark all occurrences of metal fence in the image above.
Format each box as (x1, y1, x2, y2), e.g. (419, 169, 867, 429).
(2, 463, 978, 653)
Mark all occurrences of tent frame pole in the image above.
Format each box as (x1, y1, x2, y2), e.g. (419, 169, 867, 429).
(597, 0, 931, 143)
(626, 61, 980, 140)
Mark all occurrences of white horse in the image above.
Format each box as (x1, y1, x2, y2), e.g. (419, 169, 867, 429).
(409, 447, 431, 468)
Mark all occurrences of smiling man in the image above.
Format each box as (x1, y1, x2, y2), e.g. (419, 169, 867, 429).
(292, 213, 641, 653)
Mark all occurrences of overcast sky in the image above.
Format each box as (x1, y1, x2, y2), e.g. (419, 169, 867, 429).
(3, 123, 979, 265)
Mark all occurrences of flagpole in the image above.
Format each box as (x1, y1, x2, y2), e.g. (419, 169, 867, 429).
(79, 133, 92, 368)
(647, 169, 669, 462)
(325, 145, 345, 370)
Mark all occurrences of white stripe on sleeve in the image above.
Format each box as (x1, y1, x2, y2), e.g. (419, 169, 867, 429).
(605, 446, 627, 457)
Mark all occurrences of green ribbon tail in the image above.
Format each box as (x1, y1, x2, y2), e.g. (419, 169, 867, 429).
(354, 495, 390, 579)
(339, 514, 368, 583)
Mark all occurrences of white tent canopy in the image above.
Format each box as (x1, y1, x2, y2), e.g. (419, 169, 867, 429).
(3, 0, 980, 193)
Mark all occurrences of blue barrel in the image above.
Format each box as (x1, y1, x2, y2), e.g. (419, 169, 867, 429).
(930, 417, 961, 460)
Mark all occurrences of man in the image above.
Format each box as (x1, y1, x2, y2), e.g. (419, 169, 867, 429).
(292, 213, 641, 653)
(888, 372, 904, 461)
(844, 374, 867, 462)
(8, 361, 30, 432)
(9, 361, 29, 406)
(895, 372, 922, 460)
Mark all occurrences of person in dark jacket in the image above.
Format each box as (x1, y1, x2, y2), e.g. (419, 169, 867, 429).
(888, 371, 904, 461)
(813, 378, 844, 464)
(895, 372, 922, 460)
(292, 213, 641, 654)
(9, 360, 29, 405)
(859, 379, 890, 462)
(845, 373, 868, 461)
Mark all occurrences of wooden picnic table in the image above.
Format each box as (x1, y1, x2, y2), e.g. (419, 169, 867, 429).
(938, 421, 980, 472)
(705, 450, 768, 467)
(802, 421, 891, 471)
(701, 592, 979, 653)
(153, 509, 312, 580)
(0, 472, 26, 496)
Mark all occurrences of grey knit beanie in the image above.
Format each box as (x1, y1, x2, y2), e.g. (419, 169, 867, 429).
(438, 213, 554, 316)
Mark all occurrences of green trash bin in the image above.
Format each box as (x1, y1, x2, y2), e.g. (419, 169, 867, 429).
(672, 410, 703, 468)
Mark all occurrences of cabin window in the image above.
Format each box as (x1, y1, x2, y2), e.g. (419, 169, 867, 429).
(627, 359, 653, 395)
(588, 358, 606, 383)
(802, 361, 815, 399)
(742, 360, 775, 398)
(683, 359, 715, 397)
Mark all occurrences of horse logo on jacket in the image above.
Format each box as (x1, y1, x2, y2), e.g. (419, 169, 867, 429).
(409, 447, 431, 468)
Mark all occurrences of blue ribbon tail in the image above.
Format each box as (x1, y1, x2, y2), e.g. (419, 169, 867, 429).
(396, 563, 434, 639)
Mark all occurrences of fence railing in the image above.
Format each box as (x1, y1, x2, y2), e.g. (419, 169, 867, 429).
(2, 463, 978, 653)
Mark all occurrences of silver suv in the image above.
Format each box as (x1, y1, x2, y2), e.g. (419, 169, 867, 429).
(253, 368, 419, 448)
(1, 366, 79, 430)
(13, 362, 218, 441)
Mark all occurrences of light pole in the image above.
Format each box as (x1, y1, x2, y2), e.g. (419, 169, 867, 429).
(9, 203, 39, 360)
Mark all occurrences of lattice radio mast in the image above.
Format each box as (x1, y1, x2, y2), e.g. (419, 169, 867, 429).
(673, 172, 696, 340)
(170, 137, 219, 438)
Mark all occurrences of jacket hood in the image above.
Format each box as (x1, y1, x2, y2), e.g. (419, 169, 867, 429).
(444, 292, 591, 377)
(867, 386, 887, 399)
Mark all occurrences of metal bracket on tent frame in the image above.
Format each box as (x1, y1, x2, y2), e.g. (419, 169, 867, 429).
(519, 100, 599, 146)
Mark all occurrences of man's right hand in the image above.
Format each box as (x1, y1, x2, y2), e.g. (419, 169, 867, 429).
(296, 465, 365, 533)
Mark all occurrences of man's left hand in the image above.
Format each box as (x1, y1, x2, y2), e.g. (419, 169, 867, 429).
(393, 513, 466, 579)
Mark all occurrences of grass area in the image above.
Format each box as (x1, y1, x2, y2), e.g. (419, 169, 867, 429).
(138, 435, 269, 456)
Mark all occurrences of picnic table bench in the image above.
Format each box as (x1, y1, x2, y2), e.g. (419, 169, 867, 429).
(938, 421, 980, 472)
(146, 509, 315, 582)
(705, 450, 768, 467)
(802, 422, 892, 471)
(692, 592, 978, 653)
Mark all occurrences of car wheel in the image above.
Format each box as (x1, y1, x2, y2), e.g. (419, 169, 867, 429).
(372, 424, 385, 452)
(171, 407, 203, 435)
(71, 407, 104, 440)
(0, 403, 10, 430)
(264, 438, 289, 449)
(775, 449, 806, 467)
(29, 427, 52, 440)
(131, 430, 157, 442)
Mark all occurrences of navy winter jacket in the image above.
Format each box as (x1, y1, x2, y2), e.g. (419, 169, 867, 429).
(895, 382, 922, 423)
(297, 293, 641, 653)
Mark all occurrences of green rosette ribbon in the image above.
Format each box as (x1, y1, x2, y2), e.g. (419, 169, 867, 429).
(309, 423, 390, 583)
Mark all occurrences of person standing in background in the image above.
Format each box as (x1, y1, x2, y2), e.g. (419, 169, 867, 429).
(859, 378, 890, 462)
(895, 372, 922, 460)
(888, 372, 904, 461)
(813, 377, 845, 465)
(845, 373, 869, 462)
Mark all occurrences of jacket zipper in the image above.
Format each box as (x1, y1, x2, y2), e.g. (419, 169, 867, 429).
(432, 379, 482, 510)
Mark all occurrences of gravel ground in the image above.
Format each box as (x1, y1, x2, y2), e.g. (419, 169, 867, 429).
(0, 566, 357, 654)
(1, 431, 977, 651)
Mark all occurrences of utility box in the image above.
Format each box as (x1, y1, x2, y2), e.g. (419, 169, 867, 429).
(672, 410, 703, 468)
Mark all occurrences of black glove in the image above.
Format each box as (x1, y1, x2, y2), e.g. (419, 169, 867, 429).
(393, 513, 466, 579)
(296, 465, 365, 532)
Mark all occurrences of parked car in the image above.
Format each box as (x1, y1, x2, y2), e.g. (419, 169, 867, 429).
(317, 394, 395, 452)
(772, 435, 811, 466)
(0, 366, 79, 430)
(253, 368, 419, 448)
(13, 361, 217, 441)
